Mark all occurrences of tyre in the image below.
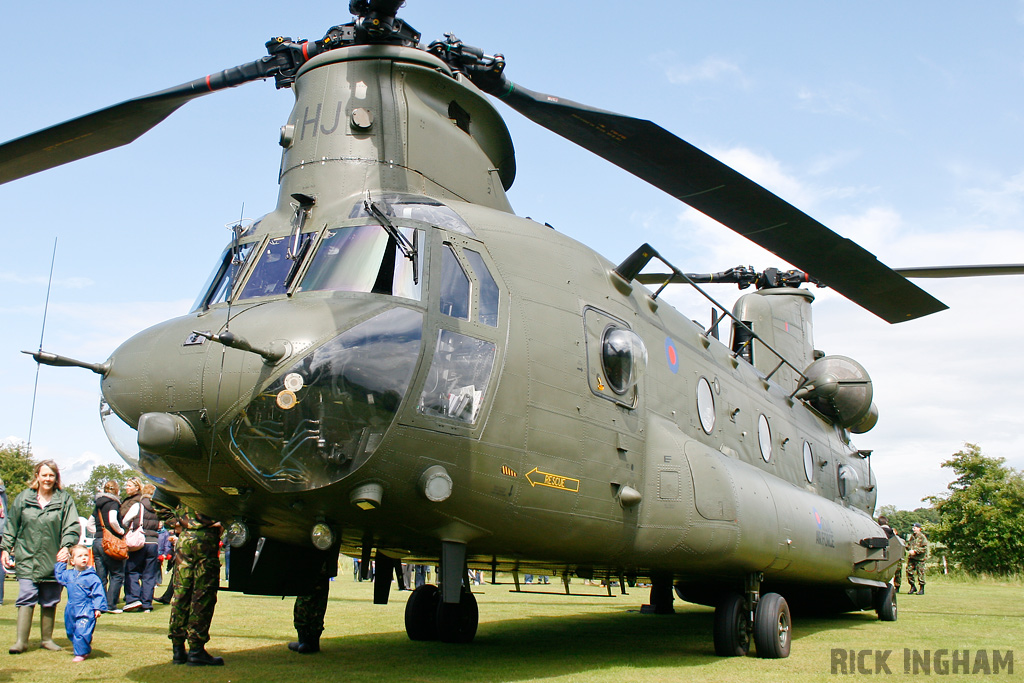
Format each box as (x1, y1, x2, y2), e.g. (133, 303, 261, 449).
(404, 584, 440, 641)
(713, 592, 749, 657)
(436, 588, 479, 644)
(874, 583, 897, 622)
(754, 592, 791, 658)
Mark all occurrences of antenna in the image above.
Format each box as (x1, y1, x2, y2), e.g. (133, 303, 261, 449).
(27, 237, 58, 448)
(209, 204, 245, 480)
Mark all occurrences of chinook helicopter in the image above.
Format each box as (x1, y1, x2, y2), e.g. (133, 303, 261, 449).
(4, 1, 1021, 660)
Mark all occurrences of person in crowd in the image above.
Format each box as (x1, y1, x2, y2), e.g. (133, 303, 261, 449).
(92, 480, 126, 612)
(165, 503, 224, 666)
(907, 523, 930, 595)
(1, 460, 80, 654)
(155, 520, 180, 605)
(54, 544, 107, 661)
(122, 483, 161, 612)
(288, 550, 339, 654)
(0, 475, 8, 607)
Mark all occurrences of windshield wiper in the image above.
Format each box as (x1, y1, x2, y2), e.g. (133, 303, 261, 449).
(364, 197, 419, 285)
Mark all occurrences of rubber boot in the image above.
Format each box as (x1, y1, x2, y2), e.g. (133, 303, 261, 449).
(9, 606, 33, 654)
(172, 641, 188, 665)
(39, 606, 62, 650)
(288, 630, 321, 654)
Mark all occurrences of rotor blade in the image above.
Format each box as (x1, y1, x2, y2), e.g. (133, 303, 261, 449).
(895, 264, 1024, 278)
(489, 81, 946, 323)
(0, 59, 272, 185)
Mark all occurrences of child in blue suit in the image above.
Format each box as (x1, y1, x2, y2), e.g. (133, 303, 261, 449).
(55, 545, 108, 661)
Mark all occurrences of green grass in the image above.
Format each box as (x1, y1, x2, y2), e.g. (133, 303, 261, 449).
(0, 572, 1021, 682)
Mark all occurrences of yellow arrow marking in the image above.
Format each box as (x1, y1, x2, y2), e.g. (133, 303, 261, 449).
(525, 467, 580, 493)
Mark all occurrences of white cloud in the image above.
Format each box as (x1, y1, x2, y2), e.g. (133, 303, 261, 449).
(796, 83, 883, 121)
(963, 170, 1024, 222)
(665, 56, 746, 85)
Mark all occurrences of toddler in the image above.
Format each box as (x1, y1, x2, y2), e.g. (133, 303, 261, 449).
(55, 545, 107, 662)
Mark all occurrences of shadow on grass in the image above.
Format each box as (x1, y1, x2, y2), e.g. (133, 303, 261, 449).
(120, 605, 874, 683)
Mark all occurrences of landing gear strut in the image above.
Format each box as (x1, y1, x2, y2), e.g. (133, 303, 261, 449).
(712, 573, 791, 659)
(403, 540, 480, 644)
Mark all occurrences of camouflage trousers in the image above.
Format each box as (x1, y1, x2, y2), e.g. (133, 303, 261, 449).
(293, 578, 330, 636)
(907, 558, 926, 589)
(168, 533, 221, 647)
(893, 558, 903, 589)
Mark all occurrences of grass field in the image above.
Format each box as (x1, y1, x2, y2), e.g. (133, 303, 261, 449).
(0, 571, 1020, 682)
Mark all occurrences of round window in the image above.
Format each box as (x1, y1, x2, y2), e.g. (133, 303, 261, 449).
(803, 442, 814, 482)
(601, 327, 648, 395)
(697, 377, 715, 434)
(758, 414, 772, 462)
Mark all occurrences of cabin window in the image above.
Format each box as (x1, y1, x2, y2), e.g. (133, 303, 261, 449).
(238, 233, 315, 300)
(696, 377, 716, 434)
(463, 248, 499, 327)
(297, 225, 422, 300)
(758, 414, 772, 462)
(803, 442, 815, 482)
(439, 245, 471, 320)
(417, 330, 495, 424)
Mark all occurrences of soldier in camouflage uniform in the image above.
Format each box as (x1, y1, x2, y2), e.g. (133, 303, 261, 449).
(289, 549, 338, 654)
(877, 515, 902, 592)
(166, 504, 224, 666)
(907, 522, 929, 595)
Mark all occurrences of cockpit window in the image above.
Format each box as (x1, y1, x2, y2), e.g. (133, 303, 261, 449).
(439, 245, 470, 320)
(296, 225, 422, 300)
(350, 194, 474, 236)
(463, 248, 499, 327)
(238, 234, 314, 301)
(191, 240, 257, 311)
(227, 308, 425, 492)
(418, 330, 495, 424)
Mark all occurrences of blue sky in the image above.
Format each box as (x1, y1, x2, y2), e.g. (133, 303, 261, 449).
(2, 1, 1023, 510)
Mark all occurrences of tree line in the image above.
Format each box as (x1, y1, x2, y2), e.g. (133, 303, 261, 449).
(0, 441, 140, 517)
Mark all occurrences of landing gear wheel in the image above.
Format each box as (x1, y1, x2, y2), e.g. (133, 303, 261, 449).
(874, 583, 897, 622)
(405, 584, 440, 641)
(436, 589, 479, 644)
(713, 593, 749, 657)
(754, 592, 791, 659)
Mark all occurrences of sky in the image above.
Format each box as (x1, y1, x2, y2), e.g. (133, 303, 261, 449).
(2, 1, 1023, 511)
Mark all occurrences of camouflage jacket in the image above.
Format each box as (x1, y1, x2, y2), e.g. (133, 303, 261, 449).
(908, 530, 930, 560)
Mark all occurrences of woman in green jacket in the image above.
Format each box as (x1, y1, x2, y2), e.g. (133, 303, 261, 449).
(0, 460, 80, 654)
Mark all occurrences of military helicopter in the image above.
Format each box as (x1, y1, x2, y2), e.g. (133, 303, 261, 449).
(4, 1, 1022, 659)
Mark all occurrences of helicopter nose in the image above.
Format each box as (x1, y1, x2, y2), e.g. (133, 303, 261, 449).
(218, 306, 424, 492)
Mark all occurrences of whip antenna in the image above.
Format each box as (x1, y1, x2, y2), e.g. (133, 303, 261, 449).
(27, 237, 58, 448)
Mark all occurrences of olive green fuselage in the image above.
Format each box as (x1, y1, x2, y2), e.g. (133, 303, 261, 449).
(100, 43, 897, 595)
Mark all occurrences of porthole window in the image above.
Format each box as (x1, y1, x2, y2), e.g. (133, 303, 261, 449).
(803, 442, 814, 482)
(758, 414, 772, 462)
(696, 377, 716, 434)
(601, 327, 648, 395)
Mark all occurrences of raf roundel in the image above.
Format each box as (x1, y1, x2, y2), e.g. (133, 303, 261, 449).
(665, 337, 679, 374)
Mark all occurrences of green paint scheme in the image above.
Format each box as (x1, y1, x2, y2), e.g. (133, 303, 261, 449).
(3, 10, 914, 656)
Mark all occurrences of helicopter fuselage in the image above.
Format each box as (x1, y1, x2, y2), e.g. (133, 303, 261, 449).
(96, 42, 897, 602)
